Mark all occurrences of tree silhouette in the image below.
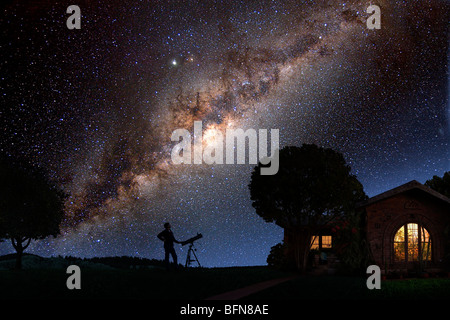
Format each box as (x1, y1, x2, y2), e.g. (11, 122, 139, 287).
(0, 156, 66, 269)
(425, 171, 450, 199)
(249, 144, 367, 272)
(425, 171, 450, 270)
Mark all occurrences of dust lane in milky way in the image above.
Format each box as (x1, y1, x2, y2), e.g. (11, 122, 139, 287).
(63, 1, 377, 227)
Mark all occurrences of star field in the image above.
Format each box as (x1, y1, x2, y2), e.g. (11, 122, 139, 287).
(0, 0, 449, 266)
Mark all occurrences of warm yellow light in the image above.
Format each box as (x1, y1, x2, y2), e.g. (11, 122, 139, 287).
(202, 125, 223, 148)
(394, 223, 431, 262)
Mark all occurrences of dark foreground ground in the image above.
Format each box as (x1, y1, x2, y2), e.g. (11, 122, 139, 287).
(245, 274, 450, 300)
(1, 265, 450, 300)
(0, 266, 288, 299)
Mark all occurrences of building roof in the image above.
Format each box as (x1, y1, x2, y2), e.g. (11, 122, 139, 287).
(357, 180, 450, 208)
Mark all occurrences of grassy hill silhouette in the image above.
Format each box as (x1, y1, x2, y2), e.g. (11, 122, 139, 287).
(0, 253, 167, 270)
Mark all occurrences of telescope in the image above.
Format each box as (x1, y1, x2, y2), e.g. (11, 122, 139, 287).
(182, 233, 203, 267)
(182, 233, 203, 246)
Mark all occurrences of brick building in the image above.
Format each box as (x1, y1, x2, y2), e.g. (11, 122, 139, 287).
(282, 180, 450, 274)
(358, 180, 450, 273)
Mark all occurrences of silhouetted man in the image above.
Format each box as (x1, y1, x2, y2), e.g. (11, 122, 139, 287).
(157, 222, 181, 270)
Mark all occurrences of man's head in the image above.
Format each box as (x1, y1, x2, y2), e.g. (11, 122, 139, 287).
(164, 222, 171, 229)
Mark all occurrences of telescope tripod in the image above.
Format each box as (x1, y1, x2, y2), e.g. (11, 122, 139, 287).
(185, 243, 201, 268)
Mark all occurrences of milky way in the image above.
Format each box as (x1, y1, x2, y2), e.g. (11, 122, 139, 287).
(1, 0, 449, 266)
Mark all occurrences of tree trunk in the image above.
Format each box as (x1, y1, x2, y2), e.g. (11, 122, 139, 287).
(15, 249, 23, 270)
(292, 228, 312, 273)
(11, 237, 31, 270)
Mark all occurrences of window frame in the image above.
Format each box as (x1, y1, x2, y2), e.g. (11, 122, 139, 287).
(393, 223, 432, 263)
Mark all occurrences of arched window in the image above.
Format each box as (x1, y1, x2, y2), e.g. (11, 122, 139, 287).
(394, 223, 432, 262)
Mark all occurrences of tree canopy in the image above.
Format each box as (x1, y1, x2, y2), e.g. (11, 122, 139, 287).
(0, 156, 66, 269)
(425, 171, 450, 199)
(249, 144, 367, 227)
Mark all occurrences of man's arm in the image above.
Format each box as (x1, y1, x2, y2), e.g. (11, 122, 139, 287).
(157, 231, 165, 241)
(173, 233, 181, 244)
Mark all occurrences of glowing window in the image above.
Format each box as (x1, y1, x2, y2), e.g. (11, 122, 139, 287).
(394, 223, 431, 262)
(310, 235, 332, 250)
(321, 236, 332, 248)
(311, 236, 320, 250)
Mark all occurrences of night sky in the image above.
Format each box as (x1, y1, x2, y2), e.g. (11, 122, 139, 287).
(1, 0, 449, 267)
